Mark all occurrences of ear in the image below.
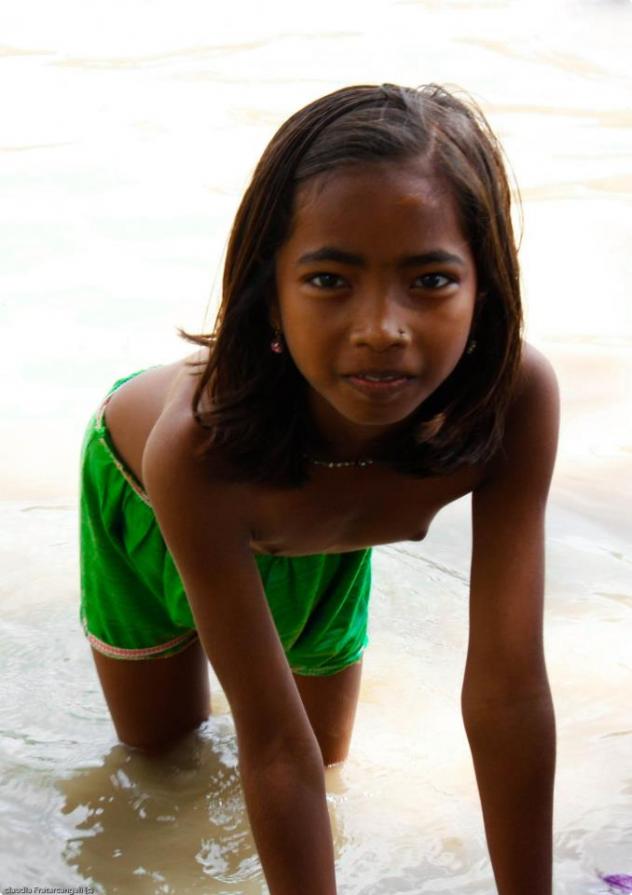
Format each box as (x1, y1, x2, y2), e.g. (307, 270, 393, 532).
(471, 288, 487, 328)
(267, 295, 281, 331)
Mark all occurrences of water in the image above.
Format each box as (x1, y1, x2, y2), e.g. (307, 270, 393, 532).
(1, 0, 631, 891)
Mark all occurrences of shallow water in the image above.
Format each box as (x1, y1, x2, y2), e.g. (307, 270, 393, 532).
(1, 0, 631, 892)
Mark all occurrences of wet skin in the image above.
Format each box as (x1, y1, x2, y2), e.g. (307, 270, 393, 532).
(93, 159, 488, 758)
(92, 158, 558, 787)
(89, 145, 559, 895)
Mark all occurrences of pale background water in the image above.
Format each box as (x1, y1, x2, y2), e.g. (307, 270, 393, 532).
(1, 0, 631, 892)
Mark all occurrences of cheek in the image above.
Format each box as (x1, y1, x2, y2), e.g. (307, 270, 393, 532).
(420, 306, 475, 375)
(281, 301, 334, 359)
(449, 289, 476, 331)
(282, 324, 327, 379)
(424, 302, 474, 347)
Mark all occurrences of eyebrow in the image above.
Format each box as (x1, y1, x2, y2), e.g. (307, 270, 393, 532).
(296, 246, 466, 268)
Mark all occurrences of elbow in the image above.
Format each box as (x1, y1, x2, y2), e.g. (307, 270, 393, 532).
(461, 672, 554, 724)
(460, 647, 556, 756)
(238, 734, 327, 803)
(461, 647, 552, 711)
(461, 684, 557, 765)
(461, 688, 556, 744)
(239, 727, 324, 776)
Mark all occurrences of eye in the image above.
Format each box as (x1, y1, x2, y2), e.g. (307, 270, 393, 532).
(414, 273, 455, 289)
(306, 272, 347, 290)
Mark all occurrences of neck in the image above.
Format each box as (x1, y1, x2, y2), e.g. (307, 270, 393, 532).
(302, 387, 414, 464)
(303, 414, 403, 465)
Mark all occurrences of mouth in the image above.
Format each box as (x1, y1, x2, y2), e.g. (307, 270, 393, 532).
(344, 372, 416, 395)
(345, 370, 415, 381)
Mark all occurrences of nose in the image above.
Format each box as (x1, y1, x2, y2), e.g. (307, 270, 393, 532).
(349, 292, 411, 351)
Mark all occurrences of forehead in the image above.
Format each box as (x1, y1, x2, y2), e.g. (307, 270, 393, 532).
(285, 159, 467, 253)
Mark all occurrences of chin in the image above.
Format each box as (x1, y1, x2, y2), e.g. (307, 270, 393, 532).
(339, 401, 424, 429)
(309, 380, 431, 434)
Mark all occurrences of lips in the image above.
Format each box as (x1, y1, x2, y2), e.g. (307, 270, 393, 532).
(344, 372, 415, 396)
(345, 370, 415, 380)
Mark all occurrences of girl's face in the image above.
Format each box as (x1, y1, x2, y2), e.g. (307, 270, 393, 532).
(273, 158, 478, 457)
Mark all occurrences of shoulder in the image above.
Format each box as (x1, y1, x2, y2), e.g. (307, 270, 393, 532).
(144, 403, 242, 494)
(513, 342, 559, 414)
(506, 342, 559, 462)
(476, 341, 560, 501)
(142, 366, 252, 540)
(145, 347, 229, 476)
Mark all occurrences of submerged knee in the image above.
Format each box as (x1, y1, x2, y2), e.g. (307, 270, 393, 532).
(320, 739, 351, 768)
(118, 716, 208, 756)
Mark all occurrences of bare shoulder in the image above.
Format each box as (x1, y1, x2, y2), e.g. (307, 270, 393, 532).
(514, 342, 559, 406)
(144, 348, 230, 479)
(507, 342, 559, 451)
(143, 376, 247, 515)
(476, 341, 560, 499)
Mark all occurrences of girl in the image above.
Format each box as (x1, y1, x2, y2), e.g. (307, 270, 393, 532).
(79, 83, 558, 895)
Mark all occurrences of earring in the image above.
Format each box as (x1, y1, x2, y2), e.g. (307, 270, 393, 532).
(270, 328, 284, 354)
(466, 338, 477, 355)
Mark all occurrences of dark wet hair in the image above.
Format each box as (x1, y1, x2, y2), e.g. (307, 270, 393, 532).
(180, 83, 523, 487)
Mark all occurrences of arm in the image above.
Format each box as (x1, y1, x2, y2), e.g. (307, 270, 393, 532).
(463, 345, 560, 895)
(143, 412, 337, 895)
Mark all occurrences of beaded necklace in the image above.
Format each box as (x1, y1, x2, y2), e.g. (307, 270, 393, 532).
(303, 453, 377, 469)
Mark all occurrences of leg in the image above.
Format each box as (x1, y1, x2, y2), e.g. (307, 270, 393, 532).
(90, 637, 211, 753)
(292, 657, 363, 767)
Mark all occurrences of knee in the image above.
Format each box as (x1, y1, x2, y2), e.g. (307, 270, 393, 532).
(324, 754, 348, 768)
(318, 736, 351, 768)
(120, 719, 206, 756)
